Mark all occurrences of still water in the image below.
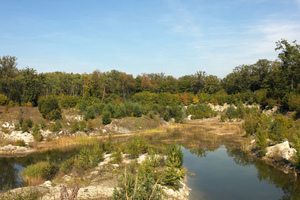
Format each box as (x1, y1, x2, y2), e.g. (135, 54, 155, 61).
(1, 144, 300, 200)
(0, 147, 81, 191)
(183, 146, 300, 200)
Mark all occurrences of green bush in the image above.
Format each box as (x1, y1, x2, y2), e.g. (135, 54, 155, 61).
(76, 145, 104, 170)
(133, 103, 144, 117)
(32, 123, 43, 141)
(110, 148, 123, 164)
(163, 151, 186, 190)
(102, 111, 112, 125)
(84, 105, 96, 121)
(128, 136, 140, 159)
(14, 139, 26, 146)
(38, 96, 62, 120)
(113, 169, 162, 200)
(60, 157, 75, 174)
(71, 121, 79, 133)
(0, 94, 8, 105)
(21, 160, 59, 181)
(187, 104, 217, 119)
(60, 95, 79, 108)
(50, 121, 61, 132)
(166, 142, 183, 168)
(79, 120, 86, 132)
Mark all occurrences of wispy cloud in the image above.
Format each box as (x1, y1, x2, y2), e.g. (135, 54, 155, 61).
(163, 0, 203, 37)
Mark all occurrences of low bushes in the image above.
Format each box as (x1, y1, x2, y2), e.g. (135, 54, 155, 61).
(20, 160, 59, 185)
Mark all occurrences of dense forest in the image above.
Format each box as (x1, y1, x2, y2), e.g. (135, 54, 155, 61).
(0, 39, 299, 116)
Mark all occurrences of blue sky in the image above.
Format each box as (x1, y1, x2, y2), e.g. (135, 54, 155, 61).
(1, 0, 300, 78)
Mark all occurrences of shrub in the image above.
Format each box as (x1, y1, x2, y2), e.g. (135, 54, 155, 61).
(166, 142, 183, 168)
(133, 103, 144, 117)
(112, 168, 162, 200)
(32, 123, 43, 142)
(21, 160, 58, 183)
(38, 96, 61, 120)
(0, 94, 8, 105)
(60, 95, 79, 108)
(76, 145, 104, 170)
(71, 121, 79, 133)
(14, 139, 26, 146)
(102, 111, 112, 125)
(128, 136, 140, 159)
(50, 121, 61, 132)
(256, 124, 268, 156)
(110, 148, 123, 164)
(40, 120, 46, 130)
(60, 157, 75, 174)
(163, 151, 186, 190)
(79, 120, 86, 132)
(84, 105, 95, 121)
(187, 104, 217, 119)
(21, 122, 29, 133)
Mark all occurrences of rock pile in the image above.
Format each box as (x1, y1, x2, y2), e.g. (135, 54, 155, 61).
(0, 144, 30, 153)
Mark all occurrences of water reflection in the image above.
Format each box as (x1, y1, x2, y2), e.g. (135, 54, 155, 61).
(0, 146, 81, 191)
(184, 144, 300, 200)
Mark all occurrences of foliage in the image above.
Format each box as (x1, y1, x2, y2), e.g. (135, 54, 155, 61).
(32, 123, 43, 141)
(78, 120, 86, 132)
(188, 103, 217, 119)
(163, 152, 186, 190)
(49, 121, 61, 132)
(60, 156, 75, 174)
(110, 148, 123, 164)
(21, 160, 59, 182)
(127, 136, 149, 159)
(166, 142, 183, 168)
(71, 121, 79, 133)
(112, 168, 162, 200)
(14, 139, 26, 147)
(0, 94, 8, 105)
(83, 105, 95, 121)
(102, 110, 112, 125)
(38, 96, 62, 120)
(75, 145, 104, 170)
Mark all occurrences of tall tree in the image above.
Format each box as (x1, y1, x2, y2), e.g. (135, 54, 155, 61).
(0, 56, 19, 100)
(275, 39, 300, 92)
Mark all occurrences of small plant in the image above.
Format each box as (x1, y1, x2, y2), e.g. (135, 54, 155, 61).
(14, 139, 26, 146)
(110, 148, 123, 164)
(112, 168, 162, 200)
(40, 120, 46, 130)
(21, 160, 59, 185)
(128, 136, 140, 159)
(71, 121, 79, 133)
(79, 120, 86, 132)
(61, 157, 75, 174)
(102, 110, 112, 125)
(60, 183, 80, 200)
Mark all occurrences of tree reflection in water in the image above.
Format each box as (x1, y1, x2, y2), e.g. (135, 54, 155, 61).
(0, 146, 82, 191)
(227, 147, 300, 200)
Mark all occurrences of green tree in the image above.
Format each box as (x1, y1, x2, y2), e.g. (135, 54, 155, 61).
(38, 96, 62, 120)
(275, 39, 300, 91)
(102, 110, 112, 125)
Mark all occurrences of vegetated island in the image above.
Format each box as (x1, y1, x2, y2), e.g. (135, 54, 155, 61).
(0, 39, 299, 199)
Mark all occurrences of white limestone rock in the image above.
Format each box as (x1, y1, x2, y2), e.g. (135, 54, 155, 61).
(266, 141, 296, 161)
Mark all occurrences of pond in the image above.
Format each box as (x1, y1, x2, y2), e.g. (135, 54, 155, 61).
(1, 139, 300, 200)
(0, 146, 81, 191)
(183, 145, 300, 200)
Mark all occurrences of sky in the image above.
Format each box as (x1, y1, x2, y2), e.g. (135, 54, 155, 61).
(1, 0, 300, 78)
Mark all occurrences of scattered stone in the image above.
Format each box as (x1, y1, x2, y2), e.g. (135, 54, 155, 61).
(42, 180, 52, 187)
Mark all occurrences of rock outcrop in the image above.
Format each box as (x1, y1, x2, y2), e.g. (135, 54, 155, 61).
(266, 141, 296, 161)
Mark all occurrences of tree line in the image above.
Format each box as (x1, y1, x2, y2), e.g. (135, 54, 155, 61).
(0, 39, 299, 114)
